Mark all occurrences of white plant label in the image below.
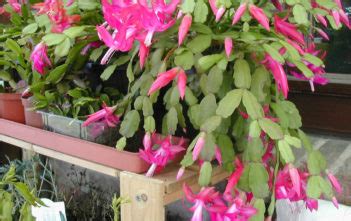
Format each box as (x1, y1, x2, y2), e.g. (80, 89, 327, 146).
(31, 198, 67, 221)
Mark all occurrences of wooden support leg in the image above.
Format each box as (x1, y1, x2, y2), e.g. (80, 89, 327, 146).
(22, 149, 36, 161)
(120, 171, 165, 221)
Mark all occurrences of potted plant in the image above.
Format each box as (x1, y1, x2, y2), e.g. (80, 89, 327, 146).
(0, 3, 42, 125)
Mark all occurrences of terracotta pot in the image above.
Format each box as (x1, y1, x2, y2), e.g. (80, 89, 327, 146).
(21, 97, 43, 128)
(0, 93, 25, 123)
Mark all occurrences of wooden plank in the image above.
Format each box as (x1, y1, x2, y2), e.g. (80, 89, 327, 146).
(0, 135, 32, 150)
(121, 172, 165, 221)
(32, 145, 120, 177)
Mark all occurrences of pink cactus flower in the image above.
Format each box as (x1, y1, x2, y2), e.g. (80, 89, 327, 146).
(178, 14, 192, 46)
(7, 0, 22, 13)
(249, 4, 270, 31)
(288, 165, 301, 197)
(274, 15, 305, 44)
(148, 67, 187, 99)
(327, 171, 342, 194)
(30, 42, 52, 75)
(224, 158, 244, 197)
(232, 3, 247, 25)
(97, 0, 178, 64)
(224, 37, 233, 58)
(262, 53, 289, 98)
(183, 184, 222, 221)
(139, 135, 186, 177)
(192, 133, 206, 161)
(82, 103, 119, 127)
(33, 0, 80, 33)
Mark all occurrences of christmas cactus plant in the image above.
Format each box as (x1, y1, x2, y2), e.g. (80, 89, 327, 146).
(94, 0, 348, 219)
(1, 0, 348, 219)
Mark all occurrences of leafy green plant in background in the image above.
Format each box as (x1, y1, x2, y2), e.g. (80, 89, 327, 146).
(111, 195, 130, 221)
(0, 164, 43, 221)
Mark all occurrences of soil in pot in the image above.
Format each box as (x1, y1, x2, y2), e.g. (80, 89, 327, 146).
(21, 97, 43, 128)
(0, 93, 25, 123)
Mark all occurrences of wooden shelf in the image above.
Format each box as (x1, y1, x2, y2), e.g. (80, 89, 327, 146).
(0, 119, 230, 220)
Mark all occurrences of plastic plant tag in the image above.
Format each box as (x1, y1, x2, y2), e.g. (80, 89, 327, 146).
(31, 198, 67, 221)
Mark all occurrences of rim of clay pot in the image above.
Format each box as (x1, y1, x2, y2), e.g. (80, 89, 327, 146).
(0, 93, 22, 100)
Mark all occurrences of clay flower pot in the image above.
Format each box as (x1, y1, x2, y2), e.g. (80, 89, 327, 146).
(21, 97, 43, 128)
(0, 93, 25, 123)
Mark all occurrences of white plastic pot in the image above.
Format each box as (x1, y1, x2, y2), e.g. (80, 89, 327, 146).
(276, 199, 351, 221)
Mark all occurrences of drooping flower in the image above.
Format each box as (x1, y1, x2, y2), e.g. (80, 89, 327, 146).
(30, 42, 52, 75)
(82, 103, 119, 127)
(262, 53, 289, 98)
(183, 184, 222, 221)
(139, 134, 186, 177)
(6, 0, 22, 13)
(288, 165, 301, 197)
(232, 3, 247, 25)
(33, 0, 80, 33)
(148, 67, 187, 99)
(288, 43, 328, 91)
(178, 14, 192, 46)
(274, 15, 305, 44)
(224, 37, 233, 58)
(192, 133, 206, 161)
(210, 197, 257, 221)
(97, 0, 179, 65)
(224, 158, 244, 197)
(249, 4, 270, 31)
(327, 171, 342, 194)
